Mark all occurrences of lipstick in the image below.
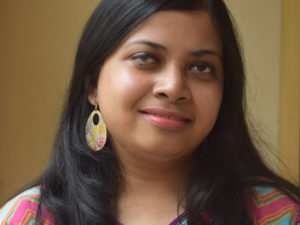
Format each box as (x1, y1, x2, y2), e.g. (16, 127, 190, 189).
(139, 108, 191, 129)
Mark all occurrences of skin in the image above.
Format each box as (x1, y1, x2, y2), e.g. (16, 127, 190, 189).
(89, 9, 223, 225)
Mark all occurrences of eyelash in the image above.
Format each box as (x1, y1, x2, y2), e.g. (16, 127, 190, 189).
(189, 62, 215, 74)
(130, 52, 216, 75)
(130, 53, 159, 68)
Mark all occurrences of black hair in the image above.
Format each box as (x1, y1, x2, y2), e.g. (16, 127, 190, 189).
(33, 0, 300, 225)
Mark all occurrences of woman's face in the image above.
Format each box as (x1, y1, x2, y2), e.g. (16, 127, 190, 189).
(90, 10, 223, 163)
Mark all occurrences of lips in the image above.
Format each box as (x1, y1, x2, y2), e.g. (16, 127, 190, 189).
(139, 108, 192, 129)
(143, 112, 186, 121)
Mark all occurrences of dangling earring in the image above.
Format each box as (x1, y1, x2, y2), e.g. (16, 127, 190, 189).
(85, 105, 107, 151)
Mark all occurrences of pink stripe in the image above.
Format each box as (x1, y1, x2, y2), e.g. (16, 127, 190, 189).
(7, 198, 56, 224)
(249, 191, 299, 222)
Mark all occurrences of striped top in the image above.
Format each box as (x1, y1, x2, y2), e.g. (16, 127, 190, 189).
(248, 186, 300, 224)
(0, 187, 56, 225)
(1, 186, 300, 225)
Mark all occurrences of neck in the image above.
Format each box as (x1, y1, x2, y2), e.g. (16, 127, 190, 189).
(115, 146, 193, 222)
(123, 158, 190, 183)
(117, 151, 191, 224)
(116, 145, 193, 190)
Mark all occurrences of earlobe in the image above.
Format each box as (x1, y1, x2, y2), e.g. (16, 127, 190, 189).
(87, 92, 98, 107)
(85, 75, 99, 106)
(86, 81, 98, 106)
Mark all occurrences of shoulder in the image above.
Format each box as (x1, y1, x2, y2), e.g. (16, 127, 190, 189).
(248, 186, 300, 225)
(0, 186, 56, 225)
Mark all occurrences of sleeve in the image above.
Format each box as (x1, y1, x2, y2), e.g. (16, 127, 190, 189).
(248, 186, 300, 225)
(0, 187, 56, 225)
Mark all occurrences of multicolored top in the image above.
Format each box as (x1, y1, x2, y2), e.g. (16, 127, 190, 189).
(1, 186, 300, 225)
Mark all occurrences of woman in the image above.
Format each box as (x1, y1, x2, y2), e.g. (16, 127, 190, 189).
(1, 0, 299, 224)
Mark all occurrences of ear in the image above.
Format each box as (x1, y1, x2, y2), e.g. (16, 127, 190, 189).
(87, 90, 98, 107)
(85, 76, 98, 106)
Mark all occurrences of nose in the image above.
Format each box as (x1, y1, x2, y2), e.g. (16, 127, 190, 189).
(152, 66, 191, 102)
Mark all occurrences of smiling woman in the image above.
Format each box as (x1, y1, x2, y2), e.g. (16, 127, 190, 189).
(89, 10, 223, 165)
(0, 0, 300, 225)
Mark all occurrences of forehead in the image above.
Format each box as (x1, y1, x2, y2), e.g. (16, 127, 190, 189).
(120, 9, 222, 53)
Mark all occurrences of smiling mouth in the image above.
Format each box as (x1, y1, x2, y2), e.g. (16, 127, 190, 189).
(139, 110, 191, 129)
(142, 111, 188, 121)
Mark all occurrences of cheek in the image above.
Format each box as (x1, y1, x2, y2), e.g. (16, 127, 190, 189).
(193, 83, 223, 123)
(117, 73, 151, 109)
(97, 66, 152, 127)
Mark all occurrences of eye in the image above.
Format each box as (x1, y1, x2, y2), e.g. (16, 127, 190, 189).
(130, 53, 159, 69)
(189, 61, 215, 74)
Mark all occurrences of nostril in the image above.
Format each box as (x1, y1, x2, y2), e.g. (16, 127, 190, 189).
(158, 93, 168, 98)
(153, 83, 191, 102)
(177, 96, 187, 101)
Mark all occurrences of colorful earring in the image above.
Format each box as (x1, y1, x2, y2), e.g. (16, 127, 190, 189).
(85, 105, 107, 151)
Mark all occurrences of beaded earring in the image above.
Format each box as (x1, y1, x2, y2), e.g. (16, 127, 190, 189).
(85, 105, 107, 151)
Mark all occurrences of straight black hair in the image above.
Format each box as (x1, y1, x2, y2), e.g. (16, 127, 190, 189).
(34, 0, 300, 224)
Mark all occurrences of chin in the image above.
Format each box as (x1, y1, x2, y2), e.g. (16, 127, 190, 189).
(140, 145, 195, 162)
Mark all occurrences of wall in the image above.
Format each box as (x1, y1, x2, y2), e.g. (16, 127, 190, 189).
(0, 0, 99, 204)
(226, 0, 300, 183)
(225, 0, 282, 169)
(279, 0, 300, 183)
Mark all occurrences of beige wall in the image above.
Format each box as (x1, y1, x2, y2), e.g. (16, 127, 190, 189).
(0, 0, 99, 204)
(227, 0, 300, 183)
(225, 0, 282, 169)
(0, 0, 299, 204)
(226, 0, 300, 183)
(279, 0, 300, 183)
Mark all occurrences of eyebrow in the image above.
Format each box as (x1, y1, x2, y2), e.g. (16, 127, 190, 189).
(124, 40, 167, 51)
(124, 40, 222, 60)
(191, 49, 223, 61)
